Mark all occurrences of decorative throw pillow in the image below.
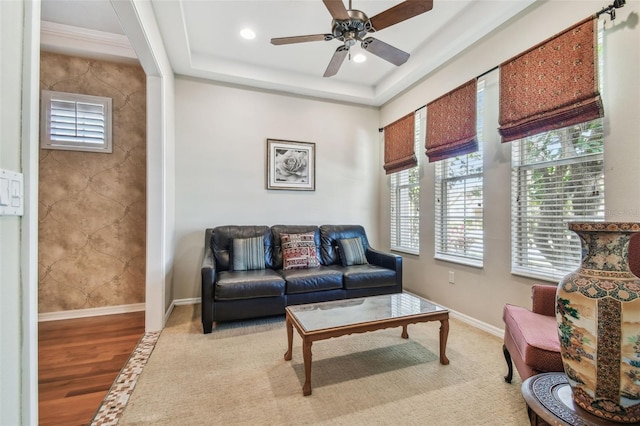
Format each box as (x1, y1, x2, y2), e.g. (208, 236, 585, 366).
(232, 236, 265, 271)
(337, 237, 368, 266)
(281, 232, 320, 270)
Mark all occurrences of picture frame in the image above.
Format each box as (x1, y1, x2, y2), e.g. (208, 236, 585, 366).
(266, 139, 315, 191)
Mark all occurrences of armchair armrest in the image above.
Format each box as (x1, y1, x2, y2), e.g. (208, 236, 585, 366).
(531, 284, 557, 317)
(201, 246, 217, 333)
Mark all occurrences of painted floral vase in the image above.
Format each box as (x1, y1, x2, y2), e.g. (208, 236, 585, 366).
(556, 222, 640, 423)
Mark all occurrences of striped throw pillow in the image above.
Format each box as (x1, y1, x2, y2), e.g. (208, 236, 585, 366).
(337, 237, 368, 266)
(232, 236, 265, 271)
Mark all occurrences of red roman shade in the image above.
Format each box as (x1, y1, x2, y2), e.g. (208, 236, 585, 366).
(383, 112, 416, 174)
(425, 79, 477, 163)
(498, 16, 604, 142)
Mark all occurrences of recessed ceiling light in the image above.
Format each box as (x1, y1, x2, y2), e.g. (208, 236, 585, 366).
(353, 53, 366, 63)
(240, 28, 256, 40)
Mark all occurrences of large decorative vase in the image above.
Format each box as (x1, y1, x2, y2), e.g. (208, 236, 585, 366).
(556, 222, 640, 423)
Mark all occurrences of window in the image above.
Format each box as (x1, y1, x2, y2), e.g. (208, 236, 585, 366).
(510, 119, 605, 281)
(390, 108, 425, 254)
(510, 23, 605, 282)
(41, 90, 113, 153)
(434, 79, 485, 266)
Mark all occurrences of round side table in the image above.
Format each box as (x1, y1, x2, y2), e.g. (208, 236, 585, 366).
(521, 373, 622, 426)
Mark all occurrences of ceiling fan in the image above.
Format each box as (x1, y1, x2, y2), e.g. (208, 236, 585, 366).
(270, 0, 434, 77)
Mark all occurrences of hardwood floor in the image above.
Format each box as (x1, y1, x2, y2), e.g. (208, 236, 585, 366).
(38, 311, 145, 426)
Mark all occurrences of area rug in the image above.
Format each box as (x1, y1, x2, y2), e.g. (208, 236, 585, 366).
(96, 304, 529, 425)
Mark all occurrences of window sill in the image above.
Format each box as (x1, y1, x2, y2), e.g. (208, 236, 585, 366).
(434, 254, 483, 269)
(391, 247, 419, 256)
(510, 269, 562, 284)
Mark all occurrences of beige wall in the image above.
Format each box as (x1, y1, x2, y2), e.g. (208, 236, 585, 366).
(172, 77, 380, 300)
(379, 0, 640, 330)
(38, 52, 147, 313)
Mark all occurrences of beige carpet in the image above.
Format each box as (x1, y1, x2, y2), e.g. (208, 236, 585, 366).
(118, 304, 529, 425)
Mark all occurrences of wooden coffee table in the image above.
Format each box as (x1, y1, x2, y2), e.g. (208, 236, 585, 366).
(284, 292, 450, 395)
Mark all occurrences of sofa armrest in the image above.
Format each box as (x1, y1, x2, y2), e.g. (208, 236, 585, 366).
(531, 284, 557, 317)
(366, 247, 400, 269)
(201, 246, 217, 333)
(366, 248, 403, 288)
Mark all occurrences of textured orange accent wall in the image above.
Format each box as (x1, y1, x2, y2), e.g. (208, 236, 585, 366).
(39, 52, 146, 313)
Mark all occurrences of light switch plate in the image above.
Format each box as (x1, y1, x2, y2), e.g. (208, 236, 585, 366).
(0, 169, 24, 216)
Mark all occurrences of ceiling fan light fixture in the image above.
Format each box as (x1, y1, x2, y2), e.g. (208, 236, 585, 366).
(353, 53, 366, 63)
(240, 28, 256, 40)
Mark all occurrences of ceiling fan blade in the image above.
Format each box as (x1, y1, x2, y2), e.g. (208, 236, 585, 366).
(361, 37, 410, 66)
(324, 46, 349, 77)
(322, 0, 350, 20)
(271, 34, 334, 45)
(369, 0, 434, 31)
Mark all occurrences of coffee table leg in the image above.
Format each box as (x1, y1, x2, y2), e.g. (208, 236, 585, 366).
(284, 314, 293, 361)
(401, 324, 409, 339)
(302, 339, 312, 396)
(439, 318, 450, 365)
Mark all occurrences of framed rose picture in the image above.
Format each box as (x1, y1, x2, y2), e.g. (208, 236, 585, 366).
(266, 139, 315, 191)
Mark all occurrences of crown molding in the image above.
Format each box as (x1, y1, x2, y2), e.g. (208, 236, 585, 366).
(40, 20, 139, 64)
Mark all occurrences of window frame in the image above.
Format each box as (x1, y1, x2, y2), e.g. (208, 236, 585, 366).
(40, 90, 113, 153)
(390, 108, 425, 255)
(510, 119, 605, 282)
(509, 23, 605, 282)
(433, 79, 485, 267)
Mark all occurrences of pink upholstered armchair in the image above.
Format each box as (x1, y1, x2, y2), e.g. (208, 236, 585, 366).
(502, 284, 564, 383)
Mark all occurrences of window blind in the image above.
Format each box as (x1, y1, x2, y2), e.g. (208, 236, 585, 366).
(499, 16, 603, 142)
(511, 119, 605, 281)
(383, 112, 417, 174)
(426, 79, 478, 162)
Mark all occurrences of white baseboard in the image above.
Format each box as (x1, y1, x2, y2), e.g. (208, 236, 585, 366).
(448, 309, 504, 338)
(403, 291, 504, 338)
(38, 303, 145, 322)
(40, 297, 505, 339)
(167, 295, 505, 338)
(163, 297, 199, 324)
(174, 297, 199, 306)
(164, 302, 175, 325)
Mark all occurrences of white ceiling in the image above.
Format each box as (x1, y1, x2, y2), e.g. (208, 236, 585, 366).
(40, 0, 537, 106)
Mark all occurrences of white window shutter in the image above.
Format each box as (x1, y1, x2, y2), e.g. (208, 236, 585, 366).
(41, 90, 113, 153)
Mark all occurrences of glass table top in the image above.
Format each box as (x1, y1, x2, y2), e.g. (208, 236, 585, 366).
(286, 292, 448, 333)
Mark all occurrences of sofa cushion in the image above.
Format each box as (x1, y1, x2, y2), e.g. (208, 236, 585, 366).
(232, 236, 265, 271)
(271, 225, 321, 269)
(337, 237, 368, 266)
(215, 270, 285, 300)
(281, 232, 320, 270)
(339, 264, 396, 290)
(210, 226, 273, 271)
(319, 225, 370, 266)
(503, 304, 563, 373)
(280, 267, 343, 294)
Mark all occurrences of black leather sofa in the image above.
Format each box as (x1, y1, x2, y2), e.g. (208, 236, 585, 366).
(201, 224, 403, 333)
